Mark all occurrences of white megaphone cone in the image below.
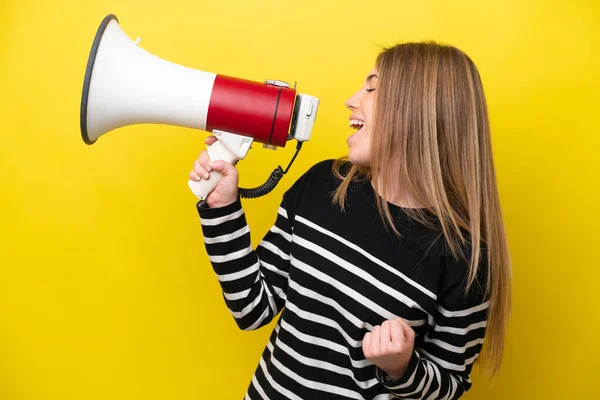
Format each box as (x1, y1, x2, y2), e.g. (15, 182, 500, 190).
(81, 14, 319, 200)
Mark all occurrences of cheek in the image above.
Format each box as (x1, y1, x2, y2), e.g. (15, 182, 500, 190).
(349, 129, 372, 159)
(361, 97, 374, 122)
(357, 125, 372, 149)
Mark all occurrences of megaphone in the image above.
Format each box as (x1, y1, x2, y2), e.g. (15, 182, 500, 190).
(80, 14, 319, 200)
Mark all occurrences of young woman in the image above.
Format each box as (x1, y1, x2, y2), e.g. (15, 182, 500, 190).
(189, 42, 512, 399)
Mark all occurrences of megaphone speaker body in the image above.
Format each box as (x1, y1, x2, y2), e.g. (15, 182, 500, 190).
(81, 14, 320, 200)
(81, 14, 296, 147)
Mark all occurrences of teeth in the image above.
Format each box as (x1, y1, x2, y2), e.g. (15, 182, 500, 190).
(349, 119, 365, 127)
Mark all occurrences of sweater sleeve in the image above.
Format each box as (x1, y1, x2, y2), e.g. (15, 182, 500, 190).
(195, 168, 311, 331)
(376, 250, 489, 399)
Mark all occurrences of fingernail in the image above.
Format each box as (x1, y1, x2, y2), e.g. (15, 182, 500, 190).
(204, 172, 210, 179)
(205, 164, 211, 171)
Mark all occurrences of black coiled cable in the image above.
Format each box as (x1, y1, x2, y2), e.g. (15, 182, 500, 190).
(239, 141, 303, 199)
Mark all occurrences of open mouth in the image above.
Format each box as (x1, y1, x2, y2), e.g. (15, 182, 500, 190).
(349, 119, 364, 133)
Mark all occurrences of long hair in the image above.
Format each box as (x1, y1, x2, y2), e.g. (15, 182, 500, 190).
(332, 42, 511, 378)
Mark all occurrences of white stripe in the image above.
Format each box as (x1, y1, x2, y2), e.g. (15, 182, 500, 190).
(278, 207, 288, 219)
(260, 260, 289, 279)
(258, 356, 303, 400)
(217, 261, 259, 282)
(436, 301, 489, 318)
(465, 353, 479, 366)
(423, 335, 485, 354)
(419, 362, 436, 398)
(204, 225, 249, 244)
(223, 274, 260, 300)
(270, 283, 286, 302)
(291, 256, 426, 326)
(446, 374, 459, 400)
(296, 215, 436, 299)
(209, 246, 253, 263)
(420, 349, 465, 372)
(385, 352, 420, 390)
(393, 360, 428, 395)
(270, 225, 291, 242)
(268, 339, 379, 390)
(250, 374, 268, 399)
(200, 208, 244, 226)
(286, 302, 362, 348)
(256, 261, 287, 301)
(223, 288, 251, 300)
(230, 285, 265, 319)
(246, 374, 269, 400)
(433, 320, 486, 335)
(244, 307, 270, 331)
(269, 353, 363, 399)
(259, 240, 290, 261)
(260, 274, 278, 315)
(277, 321, 372, 369)
(289, 280, 373, 331)
(293, 235, 428, 314)
(425, 361, 443, 400)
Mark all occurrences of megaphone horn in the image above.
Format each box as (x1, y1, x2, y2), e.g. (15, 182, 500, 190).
(81, 14, 320, 200)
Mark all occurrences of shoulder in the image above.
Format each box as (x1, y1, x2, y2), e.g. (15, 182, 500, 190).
(280, 158, 342, 214)
(301, 158, 339, 180)
(285, 158, 341, 194)
(439, 239, 489, 303)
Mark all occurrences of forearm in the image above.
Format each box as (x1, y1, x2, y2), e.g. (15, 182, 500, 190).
(377, 350, 468, 399)
(198, 198, 290, 330)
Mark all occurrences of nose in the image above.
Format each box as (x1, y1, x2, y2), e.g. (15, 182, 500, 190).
(345, 90, 361, 111)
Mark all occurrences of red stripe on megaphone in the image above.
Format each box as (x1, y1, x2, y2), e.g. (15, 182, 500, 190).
(206, 75, 295, 147)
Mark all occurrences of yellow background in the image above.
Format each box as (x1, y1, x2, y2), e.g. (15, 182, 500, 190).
(1, 0, 598, 398)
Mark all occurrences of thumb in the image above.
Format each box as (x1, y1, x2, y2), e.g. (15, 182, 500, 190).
(205, 135, 218, 145)
(208, 159, 237, 176)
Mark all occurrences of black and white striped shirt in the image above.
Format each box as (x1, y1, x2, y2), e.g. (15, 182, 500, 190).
(196, 160, 488, 399)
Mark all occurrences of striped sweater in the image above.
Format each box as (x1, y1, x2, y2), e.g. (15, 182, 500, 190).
(196, 160, 488, 399)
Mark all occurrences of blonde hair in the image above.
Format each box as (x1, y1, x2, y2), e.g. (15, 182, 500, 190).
(333, 42, 511, 378)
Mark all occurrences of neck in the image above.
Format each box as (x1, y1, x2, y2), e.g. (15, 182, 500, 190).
(371, 176, 425, 209)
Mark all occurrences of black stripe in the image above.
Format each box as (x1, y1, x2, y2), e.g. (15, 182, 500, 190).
(197, 159, 488, 399)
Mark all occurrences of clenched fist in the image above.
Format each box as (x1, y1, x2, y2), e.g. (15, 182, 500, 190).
(363, 318, 415, 380)
(189, 135, 239, 208)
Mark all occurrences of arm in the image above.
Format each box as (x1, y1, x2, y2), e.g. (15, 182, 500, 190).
(197, 195, 295, 331)
(376, 252, 489, 399)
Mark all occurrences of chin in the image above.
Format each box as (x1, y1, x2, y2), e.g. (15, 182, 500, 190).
(348, 152, 370, 167)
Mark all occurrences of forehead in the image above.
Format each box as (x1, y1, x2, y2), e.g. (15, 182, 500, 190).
(366, 68, 379, 83)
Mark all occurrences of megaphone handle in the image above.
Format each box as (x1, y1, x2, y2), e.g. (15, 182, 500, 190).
(188, 140, 237, 200)
(188, 170, 225, 200)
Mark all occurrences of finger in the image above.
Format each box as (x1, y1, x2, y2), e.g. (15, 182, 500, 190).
(381, 320, 392, 345)
(189, 170, 201, 181)
(371, 325, 381, 355)
(390, 320, 405, 351)
(193, 160, 210, 179)
(205, 135, 218, 145)
(198, 150, 211, 166)
(362, 332, 371, 356)
(208, 160, 236, 176)
(397, 318, 415, 342)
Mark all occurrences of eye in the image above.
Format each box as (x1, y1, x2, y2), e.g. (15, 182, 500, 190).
(366, 88, 376, 93)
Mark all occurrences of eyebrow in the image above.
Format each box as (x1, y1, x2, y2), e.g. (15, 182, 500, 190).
(366, 74, 379, 83)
